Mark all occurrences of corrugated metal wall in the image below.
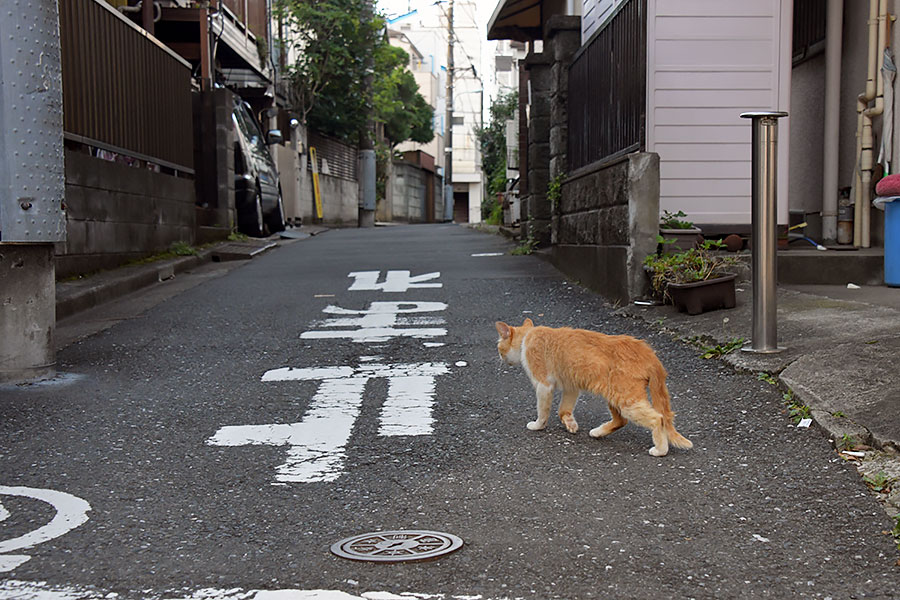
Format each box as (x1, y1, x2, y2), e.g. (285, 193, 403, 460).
(60, 0, 194, 171)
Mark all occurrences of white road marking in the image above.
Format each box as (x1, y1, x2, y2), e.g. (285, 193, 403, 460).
(209, 363, 449, 483)
(0, 486, 91, 573)
(301, 302, 447, 343)
(470, 252, 504, 257)
(0, 581, 514, 600)
(348, 271, 442, 293)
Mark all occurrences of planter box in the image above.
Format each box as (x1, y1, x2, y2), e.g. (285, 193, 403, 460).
(667, 273, 737, 315)
(660, 227, 703, 252)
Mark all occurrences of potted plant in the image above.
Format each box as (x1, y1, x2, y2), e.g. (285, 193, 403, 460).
(659, 210, 703, 251)
(643, 240, 741, 315)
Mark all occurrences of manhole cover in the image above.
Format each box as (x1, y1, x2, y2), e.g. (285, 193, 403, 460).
(330, 530, 463, 562)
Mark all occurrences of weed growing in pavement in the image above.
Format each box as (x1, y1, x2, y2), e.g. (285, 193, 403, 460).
(699, 337, 745, 359)
(783, 390, 811, 424)
(757, 372, 777, 385)
(832, 411, 846, 418)
(840, 433, 857, 450)
(863, 471, 895, 494)
(892, 515, 900, 550)
(227, 231, 251, 242)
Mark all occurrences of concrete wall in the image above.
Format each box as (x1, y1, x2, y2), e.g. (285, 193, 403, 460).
(297, 152, 358, 226)
(551, 152, 660, 303)
(392, 161, 427, 222)
(57, 149, 196, 279)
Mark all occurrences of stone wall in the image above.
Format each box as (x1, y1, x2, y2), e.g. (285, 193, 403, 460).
(57, 149, 197, 279)
(550, 152, 660, 303)
(391, 161, 427, 222)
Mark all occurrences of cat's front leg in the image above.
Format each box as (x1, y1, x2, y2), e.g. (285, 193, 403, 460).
(527, 383, 552, 431)
(558, 389, 579, 433)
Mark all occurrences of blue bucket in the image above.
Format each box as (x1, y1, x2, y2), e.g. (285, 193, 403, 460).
(887, 199, 900, 287)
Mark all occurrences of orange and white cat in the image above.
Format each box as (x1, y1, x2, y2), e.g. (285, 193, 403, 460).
(495, 318, 692, 457)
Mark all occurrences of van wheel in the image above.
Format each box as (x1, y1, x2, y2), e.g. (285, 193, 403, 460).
(265, 192, 286, 235)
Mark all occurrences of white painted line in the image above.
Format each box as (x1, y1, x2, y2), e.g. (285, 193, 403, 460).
(348, 271, 442, 293)
(423, 343, 445, 348)
(470, 252, 504, 257)
(0, 486, 91, 573)
(379, 376, 440, 436)
(302, 302, 448, 343)
(212, 363, 450, 483)
(209, 377, 368, 484)
(0, 581, 510, 600)
(0, 499, 8, 522)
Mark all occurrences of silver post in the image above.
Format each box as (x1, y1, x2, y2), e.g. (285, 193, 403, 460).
(740, 111, 788, 354)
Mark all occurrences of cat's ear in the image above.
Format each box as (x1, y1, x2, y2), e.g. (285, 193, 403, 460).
(523, 317, 534, 327)
(495, 321, 512, 339)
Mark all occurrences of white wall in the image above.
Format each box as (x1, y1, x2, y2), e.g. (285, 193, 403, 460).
(645, 0, 792, 226)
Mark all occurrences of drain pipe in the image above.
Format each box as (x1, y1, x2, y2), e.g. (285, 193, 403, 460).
(855, 0, 888, 248)
(822, 0, 843, 243)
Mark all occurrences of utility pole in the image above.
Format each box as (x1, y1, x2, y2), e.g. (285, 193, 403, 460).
(444, 0, 454, 222)
(358, 0, 377, 227)
(0, 0, 66, 383)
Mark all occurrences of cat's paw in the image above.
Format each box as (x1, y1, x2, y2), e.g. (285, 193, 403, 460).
(589, 426, 606, 438)
(562, 416, 579, 434)
(526, 420, 546, 431)
(649, 446, 668, 457)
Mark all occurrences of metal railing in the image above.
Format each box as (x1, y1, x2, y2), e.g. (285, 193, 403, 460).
(567, 0, 646, 171)
(59, 0, 194, 172)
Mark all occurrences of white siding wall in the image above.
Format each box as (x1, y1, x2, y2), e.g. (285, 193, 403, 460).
(646, 0, 792, 225)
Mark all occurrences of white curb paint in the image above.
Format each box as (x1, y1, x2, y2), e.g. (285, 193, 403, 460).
(301, 302, 447, 343)
(209, 363, 449, 483)
(0, 581, 513, 600)
(0, 486, 91, 573)
(348, 271, 442, 293)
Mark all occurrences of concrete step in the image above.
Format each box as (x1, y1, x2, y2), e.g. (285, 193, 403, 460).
(777, 247, 884, 286)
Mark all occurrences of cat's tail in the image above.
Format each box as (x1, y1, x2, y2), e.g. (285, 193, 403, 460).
(649, 363, 693, 450)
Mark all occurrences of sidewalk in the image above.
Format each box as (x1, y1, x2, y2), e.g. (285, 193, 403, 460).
(620, 278, 900, 517)
(55, 227, 327, 321)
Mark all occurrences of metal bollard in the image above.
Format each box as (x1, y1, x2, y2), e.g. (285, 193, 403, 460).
(740, 111, 788, 354)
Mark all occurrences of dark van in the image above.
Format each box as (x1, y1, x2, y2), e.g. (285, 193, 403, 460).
(232, 96, 285, 236)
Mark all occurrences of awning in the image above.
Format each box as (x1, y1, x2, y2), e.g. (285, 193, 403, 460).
(487, 0, 543, 42)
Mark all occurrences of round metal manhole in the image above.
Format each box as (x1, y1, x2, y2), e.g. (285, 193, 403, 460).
(330, 530, 463, 562)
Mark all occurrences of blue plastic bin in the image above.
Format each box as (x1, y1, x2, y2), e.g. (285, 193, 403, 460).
(886, 199, 900, 287)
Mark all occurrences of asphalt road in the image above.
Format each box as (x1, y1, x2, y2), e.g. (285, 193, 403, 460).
(2, 224, 899, 599)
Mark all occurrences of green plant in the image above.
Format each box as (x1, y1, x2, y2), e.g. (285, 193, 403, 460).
(643, 239, 741, 301)
(783, 390, 811, 424)
(840, 433, 857, 450)
(227, 231, 250, 242)
(660, 210, 695, 230)
(169, 241, 198, 256)
(547, 172, 565, 213)
(757, 372, 777, 385)
(832, 411, 846, 418)
(863, 471, 894, 494)
(699, 337, 745, 359)
(511, 236, 539, 255)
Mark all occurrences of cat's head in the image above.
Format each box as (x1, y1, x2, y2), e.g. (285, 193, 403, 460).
(495, 318, 534, 365)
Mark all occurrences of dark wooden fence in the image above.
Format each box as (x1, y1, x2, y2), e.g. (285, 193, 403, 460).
(308, 132, 358, 181)
(567, 0, 646, 171)
(59, 0, 194, 172)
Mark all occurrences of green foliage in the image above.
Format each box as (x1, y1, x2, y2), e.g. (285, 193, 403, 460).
(643, 239, 741, 300)
(276, 0, 431, 146)
(783, 390, 811, 424)
(548, 172, 565, 213)
(511, 237, 538, 255)
(477, 92, 518, 200)
(374, 45, 434, 147)
(757, 372, 777, 385)
(699, 337, 745, 359)
(863, 471, 894, 494)
(660, 210, 695, 229)
(840, 433, 857, 450)
(484, 200, 503, 226)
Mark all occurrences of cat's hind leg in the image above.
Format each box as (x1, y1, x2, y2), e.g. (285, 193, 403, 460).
(619, 402, 669, 457)
(558, 389, 579, 433)
(589, 403, 627, 438)
(527, 383, 553, 431)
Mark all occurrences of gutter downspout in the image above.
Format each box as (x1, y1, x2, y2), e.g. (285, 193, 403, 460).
(823, 0, 843, 242)
(855, 0, 888, 248)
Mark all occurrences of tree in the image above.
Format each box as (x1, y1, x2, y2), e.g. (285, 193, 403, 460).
(275, 1, 433, 146)
(477, 91, 518, 221)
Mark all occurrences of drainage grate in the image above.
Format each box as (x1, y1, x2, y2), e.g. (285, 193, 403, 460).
(330, 530, 463, 562)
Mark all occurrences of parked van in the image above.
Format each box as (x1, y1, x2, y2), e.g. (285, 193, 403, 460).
(232, 96, 285, 236)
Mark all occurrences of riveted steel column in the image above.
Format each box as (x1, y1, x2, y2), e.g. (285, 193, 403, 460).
(0, 0, 65, 383)
(740, 111, 788, 354)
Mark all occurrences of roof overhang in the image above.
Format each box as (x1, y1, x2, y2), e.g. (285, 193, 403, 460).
(487, 0, 543, 42)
